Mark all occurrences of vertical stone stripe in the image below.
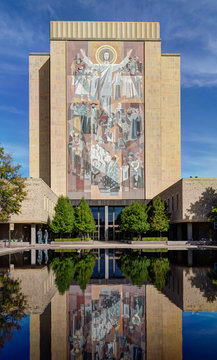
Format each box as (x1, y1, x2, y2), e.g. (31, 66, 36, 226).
(144, 41, 162, 199)
(50, 41, 67, 196)
(161, 55, 181, 192)
(29, 55, 50, 184)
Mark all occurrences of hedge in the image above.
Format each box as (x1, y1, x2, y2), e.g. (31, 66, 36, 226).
(142, 249, 168, 253)
(55, 249, 77, 253)
(131, 237, 168, 242)
(54, 237, 92, 242)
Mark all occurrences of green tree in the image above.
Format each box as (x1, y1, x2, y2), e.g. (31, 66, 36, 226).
(120, 201, 150, 239)
(207, 204, 217, 223)
(150, 196, 170, 236)
(50, 196, 74, 237)
(0, 145, 26, 221)
(0, 274, 27, 352)
(120, 253, 150, 287)
(50, 257, 76, 294)
(150, 257, 170, 291)
(74, 198, 95, 238)
(74, 253, 96, 291)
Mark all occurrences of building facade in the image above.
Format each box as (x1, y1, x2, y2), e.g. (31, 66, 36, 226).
(156, 178, 217, 241)
(28, 21, 181, 241)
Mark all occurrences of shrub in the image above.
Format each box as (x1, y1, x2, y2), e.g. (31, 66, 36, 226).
(120, 201, 150, 238)
(50, 196, 74, 236)
(74, 198, 95, 238)
(130, 237, 168, 241)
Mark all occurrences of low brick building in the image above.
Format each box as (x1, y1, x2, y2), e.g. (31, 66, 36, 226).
(156, 178, 217, 240)
(0, 178, 58, 243)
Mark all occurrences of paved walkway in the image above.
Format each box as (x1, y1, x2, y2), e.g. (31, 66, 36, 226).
(0, 240, 214, 257)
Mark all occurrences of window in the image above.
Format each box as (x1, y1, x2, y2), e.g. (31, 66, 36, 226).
(172, 196, 174, 211)
(114, 207, 124, 225)
(99, 207, 105, 225)
(108, 207, 114, 225)
(90, 207, 98, 225)
(176, 194, 179, 210)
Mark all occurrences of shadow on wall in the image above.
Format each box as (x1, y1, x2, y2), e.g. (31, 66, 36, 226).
(39, 59, 50, 186)
(186, 267, 217, 303)
(185, 187, 217, 220)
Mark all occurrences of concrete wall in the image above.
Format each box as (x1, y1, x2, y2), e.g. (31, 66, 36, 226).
(11, 266, 57, 314)
(157, 178, 217, 223)
(155, 179, 183, 223)
(160, 54, 181, 194)
(144, 45, 181, 199)
(164, 265, 217, 312)
(51, 291, 68, 360)
(10, 178, 58, 224)
(29, 54, 50, 186)
(50, 40, 67, 197)
(146, 284, 182, 360)
(182, 178, 217, 221)
(144, 41, 162, 199)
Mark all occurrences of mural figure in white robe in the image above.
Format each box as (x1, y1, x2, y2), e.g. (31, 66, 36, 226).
(80, 48, 132, 115)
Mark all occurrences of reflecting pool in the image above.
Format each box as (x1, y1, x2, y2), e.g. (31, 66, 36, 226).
(1, 249, 217, 359)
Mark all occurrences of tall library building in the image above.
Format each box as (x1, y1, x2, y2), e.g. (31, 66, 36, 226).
(2, 21, 217, 242)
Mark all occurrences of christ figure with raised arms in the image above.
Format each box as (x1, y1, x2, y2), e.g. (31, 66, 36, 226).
(80, 48, 132, 115)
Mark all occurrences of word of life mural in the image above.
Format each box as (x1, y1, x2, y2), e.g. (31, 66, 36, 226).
(67, 41, 144, 199)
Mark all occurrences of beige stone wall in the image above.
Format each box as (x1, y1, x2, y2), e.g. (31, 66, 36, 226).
(51, 291, 68, 360)
(182, 178, 217, 221)
(30, 315, 40, 360)
(155, 179, 183, 222)
(50, 41, 67, 196)
(161, 54, 181, 193)
(165, 265, 217, 312)
(157, 178, 217, 223)
(146, 285, 182, 360)
(183, 267, 217, 312)
(29, 54, 50, 186)
(144, 41, 162, 200)
(10, 178, 58, 224)
(50, 21, 160, 41)
(11, 266, 57, 314)
(144, 44, 181, 200)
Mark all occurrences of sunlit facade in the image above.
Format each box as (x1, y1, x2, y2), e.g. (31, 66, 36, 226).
(28, 21, 180, 240)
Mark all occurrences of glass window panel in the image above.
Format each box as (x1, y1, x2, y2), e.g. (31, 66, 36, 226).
(108, 227, 114, 241)
(99, 207, 105, 225)
(114, 207, 124, 224)
(108, 207, 114, 225)
(90, 207, 98, 225)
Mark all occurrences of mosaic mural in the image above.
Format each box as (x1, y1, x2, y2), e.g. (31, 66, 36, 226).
(67, 41, 144, 199)
(68, 285, 146, 359)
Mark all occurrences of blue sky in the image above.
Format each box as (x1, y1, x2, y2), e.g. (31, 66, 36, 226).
(1, 0, 217, 177)
(183, 312, 217, 359)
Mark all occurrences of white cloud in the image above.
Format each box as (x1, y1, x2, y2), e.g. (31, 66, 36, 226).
(0, 105, 26, 115)
(182, 134, 217, 146)
(2, 143, 29, 177)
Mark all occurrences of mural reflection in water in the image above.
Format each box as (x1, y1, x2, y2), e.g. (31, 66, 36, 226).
(68, 284, 146, 360)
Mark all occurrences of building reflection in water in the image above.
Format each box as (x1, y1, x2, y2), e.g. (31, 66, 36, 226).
(68, 284, 146, 359)
(2, 249, 217, 359)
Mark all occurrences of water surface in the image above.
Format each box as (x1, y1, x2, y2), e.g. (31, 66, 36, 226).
(1, 249, 217, 359)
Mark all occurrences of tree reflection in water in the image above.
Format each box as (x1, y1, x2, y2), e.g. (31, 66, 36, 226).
(120, 251, 170, 290)
(0, 274, 27, 353)
(150, 257, 170, 291)
(120, 253, 150, 287)
(51, 252, 96, 294)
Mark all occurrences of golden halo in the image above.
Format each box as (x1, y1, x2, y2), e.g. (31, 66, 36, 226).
(95, 45, 117, 64)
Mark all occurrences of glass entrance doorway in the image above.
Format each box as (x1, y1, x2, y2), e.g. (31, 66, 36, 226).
(90, 206, 124, 241)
